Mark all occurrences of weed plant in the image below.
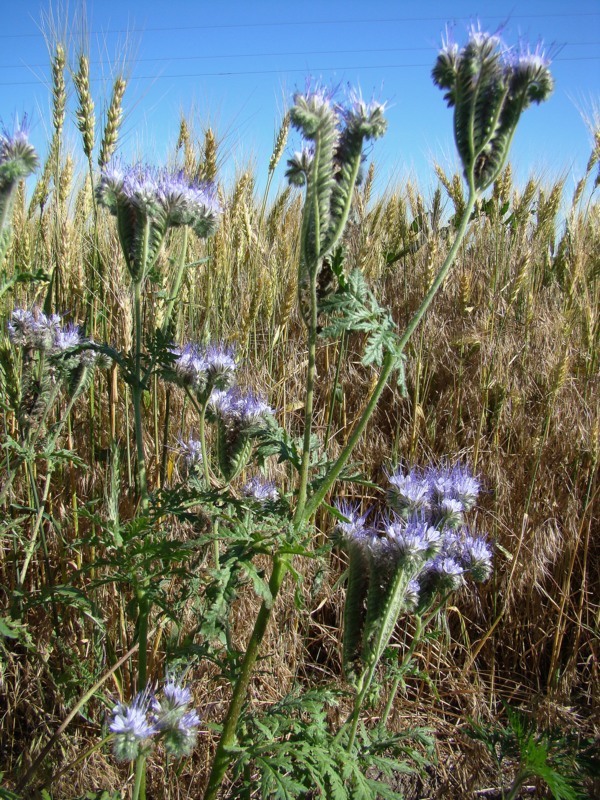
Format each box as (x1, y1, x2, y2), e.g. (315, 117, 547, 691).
(0, 19, 598, 800)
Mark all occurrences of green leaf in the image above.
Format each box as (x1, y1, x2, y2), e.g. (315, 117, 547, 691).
(0, 616, 21, 639)
(243, 561, 273, 607)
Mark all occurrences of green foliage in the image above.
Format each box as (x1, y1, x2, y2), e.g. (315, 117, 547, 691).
(466, 705, 599, 799)
(319, 268, 406, 389)
(232, 687, 434, 799)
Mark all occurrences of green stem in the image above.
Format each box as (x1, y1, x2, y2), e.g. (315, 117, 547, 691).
(202, 554, 289, 800)
(505, 771, 529, 800)
(137, 589, 150, 690)
(379, 616, 423, 729)
(132, 278, 149, 512)
(303, 187, 478, 521)
(324, 332, 346, 450)
(162, 226, 189, 336)
(294, 272, 318, 523)
(132, 753, 147, 800)
(198, 396, 212, 488)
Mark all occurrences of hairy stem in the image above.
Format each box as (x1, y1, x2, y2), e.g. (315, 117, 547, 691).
(132, 753, 147, 800)
(303, 187, 478, 520)
(202, 554, 289, 800)
(162, 226, 189, 336)
(132, 276, 149, 511)
(294, 271, 319, 523)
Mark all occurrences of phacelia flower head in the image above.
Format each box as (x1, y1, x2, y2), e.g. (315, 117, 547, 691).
(52, 322, 82, 352)
(8, 307, 61, 351)
(204, 342, 236, 390)
(178, 436, 203, 469)
(460, 533, 493, 582)
(156, 171, 221, 237)
(387, 467, 431, 518)
(285, 146, 314, 186)
(503, 39, 555, 103)
(422, 555, 465, 594)
(242, 475, 279, 503)
(109, 691, 156, 762)
(432, 22, 554, 191)
(384, 518, 441, 563)
(404, 578, 421, 612)
(341, 88, 388, 140)
(210, 387, 273, 431)
(290, 82, 338, 139)
(449, 464, 480, 511)
(96, 162, 221, 281)
(7, 308, 35, 347)
(151, 680, 201, 758)
(163, 709, 201, 757)
(465, 20, 503, 50)
(172, 344, 208, 392)
(335, 500, 372, 544)
(0, 115, 39, 191)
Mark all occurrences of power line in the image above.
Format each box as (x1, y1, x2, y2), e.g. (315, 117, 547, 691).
(0, 56, 598, 87)
(0, 42, 599, 71)
(0, 12, 599, 38)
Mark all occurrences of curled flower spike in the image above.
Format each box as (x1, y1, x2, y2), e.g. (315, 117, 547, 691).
(341, 88, 388, 141)
(52, 323, 83, 357)
(8, 307, 60, 351)
(404, 578, 421, 612)
(210, 387, 273, 431)
(151, 680, 201, 758)
(290, 83, 338, 139)
(387, 467, 431, 518)
(163, 709, 201, 757)
(8, 307, 106, 374)
(284, 147, 314, 187)
(449, 464, 481, 511)
(432, 23, 554, 190)
(422, 555, 465, 594)
(460, 534, 493, 582)
(384, 518, 441, 563)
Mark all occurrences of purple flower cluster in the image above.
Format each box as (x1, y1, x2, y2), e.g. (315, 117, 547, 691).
(242, 475, 279, 503)
(0, 115, 38, 190)
(8, 307, 103, 367)
(336, 464, 492, 611)
(438, 23, 551, 78)
(388, 464, 480, 522)
(432, 23, 553, 192)
(290, 82, 387, 145)
(209, 387, 273, 432)
(178, 436, 203, 469)
(340, 87, 388, 140)
(171, 341, 236, 394)
(96, 162, 221, 239)
(109, 680, 200, 761)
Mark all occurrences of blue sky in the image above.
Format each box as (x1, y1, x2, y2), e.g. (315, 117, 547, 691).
(1, 1, 599, 196)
